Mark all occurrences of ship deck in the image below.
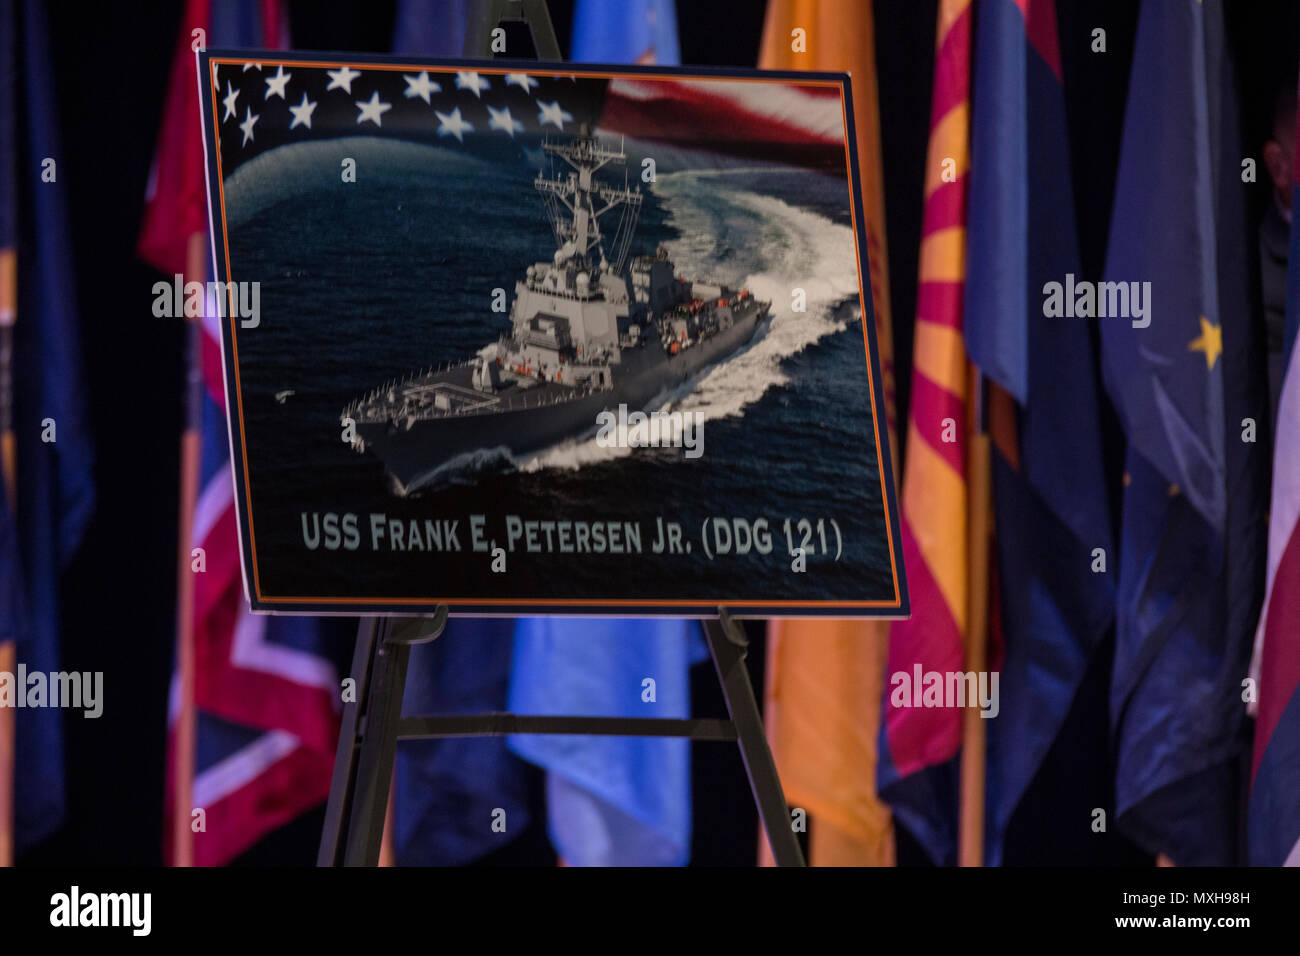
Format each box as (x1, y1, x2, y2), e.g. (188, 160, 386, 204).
(345, 361, 597, 424)
(345, 297, 769, 428)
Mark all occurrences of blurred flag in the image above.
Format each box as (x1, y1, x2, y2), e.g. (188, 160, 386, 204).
(964, 0, 1114, 864)
(504, 0, 701, 868)
(391, 0, 473, 56)
(142, 0, 347, 866)
(389, 0, 534, 866)
(0, 479, 19, 660)
(876, 0, 972, 866)
(0, 0, 97, 861)
(761, 619, 892, 866)
(1100, 0, 1267, 865)
(755, 0, 896, 867)
(509, 619, 698, 866)
(137, 0, 208, 278)
(396, 621, 532, 866)
(0, 0, 17, 867)
(572, 0, 678, 66)
(1250, 75, 1300, 867)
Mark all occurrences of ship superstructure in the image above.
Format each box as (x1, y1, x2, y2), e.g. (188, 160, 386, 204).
(344, 128, 769, 491)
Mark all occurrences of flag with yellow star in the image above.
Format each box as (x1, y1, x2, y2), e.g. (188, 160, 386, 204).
(1098, 0, 1269, 866)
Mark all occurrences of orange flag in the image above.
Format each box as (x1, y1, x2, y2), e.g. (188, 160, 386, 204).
(758, 0, 898, 867)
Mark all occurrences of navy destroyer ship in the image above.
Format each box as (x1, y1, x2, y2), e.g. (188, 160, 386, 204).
(343, 129, 770, 492)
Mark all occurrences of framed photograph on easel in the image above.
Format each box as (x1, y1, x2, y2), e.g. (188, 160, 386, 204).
(197, 51, 906, 618)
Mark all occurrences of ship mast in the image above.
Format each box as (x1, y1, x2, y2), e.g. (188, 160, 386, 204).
(535, 126, 642, 276)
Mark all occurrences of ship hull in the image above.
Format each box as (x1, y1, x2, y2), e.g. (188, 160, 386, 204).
(356, 306, 763, 491)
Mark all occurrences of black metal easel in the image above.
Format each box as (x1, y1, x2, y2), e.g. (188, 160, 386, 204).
(317, 0, 805, 868)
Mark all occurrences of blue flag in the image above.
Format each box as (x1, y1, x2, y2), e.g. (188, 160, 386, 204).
(396, 619, 532, 865)
(964, 0, 1114, 866)
(391, 0, 473, 56)
(6, 0, 96, 852)
(509, 618, 699, 866)
(1100, 0, 1266, 864)
(505, 0, 700, 867)
(572, 0, 679, 65)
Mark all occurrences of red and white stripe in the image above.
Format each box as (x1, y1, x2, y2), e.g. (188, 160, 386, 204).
(598, 77, 846, 168)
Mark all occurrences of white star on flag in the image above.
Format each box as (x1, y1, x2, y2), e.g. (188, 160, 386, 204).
(289, 93, 317, 130)
(455, 71, 490, 97)
(239, 106, 259, 146)
(403, 71, 441, 104)
(355, 90, 392, 126)
(326, 66, 361, 93)
(222, 81, 240, 122)
(264, 65, 291, 100)
(242, 62, 263, 72)
(435, 107, 473, 142)
(504, 73, 539, 93)
(537, 100, 573, 130)
(487, 105, 524, 137)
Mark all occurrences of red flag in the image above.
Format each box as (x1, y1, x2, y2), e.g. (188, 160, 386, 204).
(137, 0, 212, 276)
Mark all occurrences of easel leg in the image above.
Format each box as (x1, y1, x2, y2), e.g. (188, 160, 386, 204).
(703, 613, 806, 867)
(320, 611, 449, 867)
(317, 616, 379, 866)
(342, 618, 413, 866)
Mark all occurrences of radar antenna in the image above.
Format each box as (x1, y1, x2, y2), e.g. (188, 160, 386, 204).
(535, 126, 643, 274)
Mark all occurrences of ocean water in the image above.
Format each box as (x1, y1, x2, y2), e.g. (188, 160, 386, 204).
(224, 138, 895, 606)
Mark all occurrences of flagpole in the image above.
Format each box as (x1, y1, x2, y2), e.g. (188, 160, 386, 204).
(170, 231, 206, 867)
(958, 368, 991, 867)
(379, 776, 396, 866)
(0, 246, 16, 867)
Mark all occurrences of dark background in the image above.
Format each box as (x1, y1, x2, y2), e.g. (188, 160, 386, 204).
(25, 0, 1298, 866)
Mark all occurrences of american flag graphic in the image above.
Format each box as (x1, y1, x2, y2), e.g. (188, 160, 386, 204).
(208, 60, 603, 178)
(203, 57, 845, 185)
